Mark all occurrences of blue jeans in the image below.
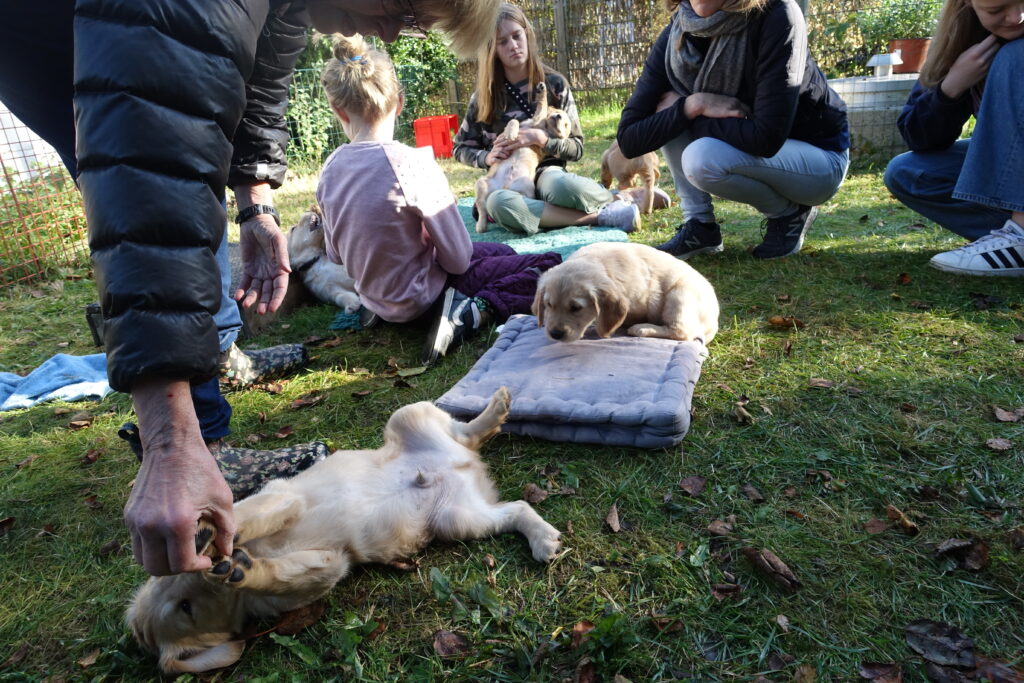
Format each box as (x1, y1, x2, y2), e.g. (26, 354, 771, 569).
(0, 0, 237, 441)
(662, 132, 850, 223)
(884, 38, 1023, 241)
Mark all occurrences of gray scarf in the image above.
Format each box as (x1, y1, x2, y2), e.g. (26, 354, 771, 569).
(665, 2, 751, 98)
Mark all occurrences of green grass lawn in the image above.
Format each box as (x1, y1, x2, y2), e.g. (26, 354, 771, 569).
(1, 109, 1023, 682)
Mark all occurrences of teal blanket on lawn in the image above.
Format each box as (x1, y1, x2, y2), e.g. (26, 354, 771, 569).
(457, 197, 628, 258)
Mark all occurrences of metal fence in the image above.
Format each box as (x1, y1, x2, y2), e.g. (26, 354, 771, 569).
(0, 106, 88, 287)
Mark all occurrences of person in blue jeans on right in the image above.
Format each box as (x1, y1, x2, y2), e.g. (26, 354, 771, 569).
(884, 0, 1024, 277)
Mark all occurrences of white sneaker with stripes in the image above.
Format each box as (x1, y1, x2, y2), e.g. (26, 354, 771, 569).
(929, 219, 1024, 277)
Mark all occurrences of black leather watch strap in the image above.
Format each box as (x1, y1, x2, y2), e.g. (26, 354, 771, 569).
(235, 204, 280, 226)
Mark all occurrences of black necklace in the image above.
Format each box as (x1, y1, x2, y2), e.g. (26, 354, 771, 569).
(504, 80, 534, 116)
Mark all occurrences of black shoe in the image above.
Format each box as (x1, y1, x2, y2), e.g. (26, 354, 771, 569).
(752, 205, 818, 259)
(358, 306, 381, 329)
(421, 288, 482, 366)
(656, 218, 723, 259)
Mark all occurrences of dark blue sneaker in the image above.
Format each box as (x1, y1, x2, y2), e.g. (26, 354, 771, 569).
(656, 218, 723, 260)
(752, 205, 818, 259)
(422, 288, 482, 365)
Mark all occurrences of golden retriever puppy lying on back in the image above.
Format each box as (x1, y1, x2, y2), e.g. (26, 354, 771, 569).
(532, 242, 718, 344)
(127, 388, 560, 675)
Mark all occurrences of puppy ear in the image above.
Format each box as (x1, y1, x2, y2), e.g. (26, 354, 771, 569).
(531, 279, 546, 326)
(595, 284, 628, 338)
(161, 640, 245, 674)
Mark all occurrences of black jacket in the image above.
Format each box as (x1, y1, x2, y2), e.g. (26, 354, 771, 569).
(74, 0, 308, 392)
(617, 0, 848, 160)
(896, 81, 979, 152)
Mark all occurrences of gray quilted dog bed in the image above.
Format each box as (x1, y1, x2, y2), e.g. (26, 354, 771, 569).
(435, 314, 707, 448)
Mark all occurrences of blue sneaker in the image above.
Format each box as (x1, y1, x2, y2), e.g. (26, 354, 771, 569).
(656, 218, 723, 259)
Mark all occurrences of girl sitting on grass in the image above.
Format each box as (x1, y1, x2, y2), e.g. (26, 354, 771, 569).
(316, 33, 561, 365)
(883, 0, 1023, 277)
(452, 2, 643, 235)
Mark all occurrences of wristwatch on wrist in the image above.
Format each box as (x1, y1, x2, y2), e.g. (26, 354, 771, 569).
(235, 204, 280, 226)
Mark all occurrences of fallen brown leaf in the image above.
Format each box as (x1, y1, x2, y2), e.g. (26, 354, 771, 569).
(98, 539, 123, 557)
(986, 438, 1013, 451)
(83, 495, 101, 510)
(808, 377, 834, 389)
(37, 524, 57, 537)
(482, 554, 496, 569)
(784, 509, 806, 520)
(576, 658, 597, 683)
(571, 620, 595, 649)
(1015, 333, 1024, 343)
(733, 403, 754, 424)
(1009, 527, 1024, 550)
(992, 406, 1021, 422)
(767, 316, 805, 329)
(274, 425, 294, 439)
(275, 599, 328, 635)
(1, 643, 29, 670)
(15, 455, 39, 469)
(651, 616, 683, 632)
(774, 614, 790, 633)
(605, 502, 621, 533)
(263, 382, 284, 394)
(742, 483, 766, 504)
(352, 390, 372, 398)
(740, 547, 801, 592)
(859, 661, 902, 682)
(935, 538, 990, 571)
(432, 629, 471, 658)
(864, 518, 889, 534)
(678, 475, 706, 497)
(897, 272, 912, 286)
(365, 621, 387, 641)
(905, 620, 976, 669)
(291, 392, 324, 409)
(793, 663, 817, 683)
(899, 402, 917, 413)
(523, 483, 548, 504)
(975, 654, 1024, 683)
(77, 649, 100, 668)
(707, 519, 734, 536)
(924, 662, 971, 683)
(782, 486, 798, 498)
(885, 505, 919, 536)
(710, 583, 742, 601)
(397, 366, 427, 378)
(80, 449, 101, 465)
(0, 517, 14, 537)
(776, 294, 791, 302)
(783, 339, 793, 356)
(257, 411, 267, 424)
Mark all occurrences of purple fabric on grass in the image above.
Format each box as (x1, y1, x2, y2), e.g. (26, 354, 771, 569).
(449, 242, 561, 322)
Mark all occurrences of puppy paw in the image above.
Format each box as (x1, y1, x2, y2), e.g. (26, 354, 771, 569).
(491, 386, 512, 418)
(529, 526, 562, 563)
(194, 522, 216, 557)
(205, 547, 255, 587)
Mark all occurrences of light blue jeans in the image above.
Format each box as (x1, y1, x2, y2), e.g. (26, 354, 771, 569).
(662, 132, 850, 223)
(884, 38, 1024, 241)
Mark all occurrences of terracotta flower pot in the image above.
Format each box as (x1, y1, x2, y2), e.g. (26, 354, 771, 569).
(888, 38, 931, 74)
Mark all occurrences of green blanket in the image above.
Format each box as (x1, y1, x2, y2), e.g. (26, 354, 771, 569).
(457, 197, 628, 258)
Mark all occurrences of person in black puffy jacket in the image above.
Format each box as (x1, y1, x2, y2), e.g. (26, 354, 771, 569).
(618, 0, 850, 260)
(0, 0, 499, 577)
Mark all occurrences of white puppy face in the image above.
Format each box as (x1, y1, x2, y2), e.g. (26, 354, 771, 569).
(532, 261, 628, 342)
(286, 207, 326, 266)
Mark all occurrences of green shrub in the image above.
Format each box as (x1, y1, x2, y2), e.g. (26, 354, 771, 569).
(858, 0, 942, 53)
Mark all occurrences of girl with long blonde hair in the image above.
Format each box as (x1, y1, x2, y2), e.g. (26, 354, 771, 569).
(317, 34, 561, 365)
(884, 0, 1023, 276)
(618, 0, 850, 260)
(452, 3, 645, 234)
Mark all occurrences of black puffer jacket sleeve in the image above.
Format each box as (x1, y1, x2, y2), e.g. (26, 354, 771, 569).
(74, 0, 303, 392)
(230, 2, 309, 188)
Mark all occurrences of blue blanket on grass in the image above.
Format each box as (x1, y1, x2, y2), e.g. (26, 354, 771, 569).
(456, 197, 628, 258)
(0, 353, 111, 411)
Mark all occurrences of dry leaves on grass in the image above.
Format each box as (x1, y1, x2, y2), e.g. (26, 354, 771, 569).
(603, 502, 632, 532)
(859, 661, 902, 682)
(679, 475, 706, 497)
(571, 620, 595, 649)
(710, 583, 742, 601)
(68, 411, 94, 430)
(905, 620, 975, 669)
(740, 547, 802, 592)
(767, 316, 806, 329)
(992, 405, 1024, 422)
(291, 392, 324, 409)
(274, 599, 328, 635)
(522, 483, 548, 504)
(986, 438, 1014, 451)
(1, 644, 28, 670)
(274, 425, 294, 439)
(793, 663, 817, 682)
(432, 630, 471, 658)
(864, 518, 889, 534)
(1009, 528, 1024, 551)
(707, 518, 734, 536)
(15, 455, 38, 469)
(77, 649, 100, 668)
(885, 505, 920, 536)
(742, 483, 766, 504)
(83, 495, 101, 510)
(808, 378, 834, 389)
(80, 449, 101, 465)
(732, 402, 755, 424)
(935, 538, 990, 571)
(98, 539, 123, 557)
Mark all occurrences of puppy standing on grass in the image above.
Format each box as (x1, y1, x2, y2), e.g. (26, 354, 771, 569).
(600, 140, 665, 216)
(127, 387, 561, 674)
(474, 81, 572, 233)
(285, 205, 361, 313)
(532, 242, 719, 343)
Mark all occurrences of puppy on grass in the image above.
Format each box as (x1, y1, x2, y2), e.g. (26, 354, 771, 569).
(532, 242, 719, 344)
(286, 205, 361, 313)
(127, 387, 560, 674)
(600, 140, 668, 216)
(474, 81, 572, 233)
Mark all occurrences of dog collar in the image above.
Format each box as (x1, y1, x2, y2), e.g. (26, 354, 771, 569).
(293, 255, 321, 274)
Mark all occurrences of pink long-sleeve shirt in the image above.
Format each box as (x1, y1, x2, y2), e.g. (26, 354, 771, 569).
(316, 141, 472, 322)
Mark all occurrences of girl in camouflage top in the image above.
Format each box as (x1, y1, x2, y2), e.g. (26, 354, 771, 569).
(452, 2, 641, 235)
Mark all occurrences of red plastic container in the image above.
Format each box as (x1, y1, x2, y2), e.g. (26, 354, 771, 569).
(413, 114, 459, 159)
